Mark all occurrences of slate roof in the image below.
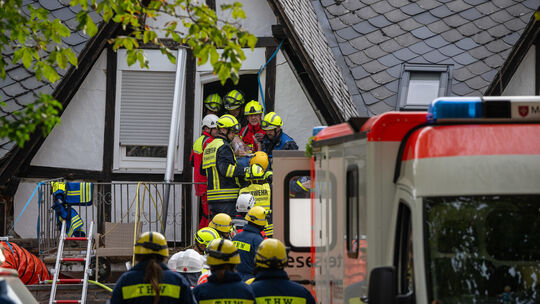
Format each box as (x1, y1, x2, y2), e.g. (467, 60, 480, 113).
(0, 0, 102, 161)
(309, 0, 537, 115)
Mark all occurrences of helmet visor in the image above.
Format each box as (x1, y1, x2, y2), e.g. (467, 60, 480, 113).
(205, 102, 221, 112)
(231, 123, 241, 134)
(224, 96, 243, 110)
(261, 120, 277, 130)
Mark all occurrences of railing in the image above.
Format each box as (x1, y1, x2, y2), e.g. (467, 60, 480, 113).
(38, 181, 195, 255)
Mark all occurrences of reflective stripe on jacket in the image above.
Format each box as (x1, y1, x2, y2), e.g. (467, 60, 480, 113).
(190, 132, 214, 196)
(232, 224, 264, 281)
(239, 183, 271, 210)
(250, 269, 316, 304)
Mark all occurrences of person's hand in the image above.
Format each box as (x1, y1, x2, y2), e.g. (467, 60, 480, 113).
(254, 133, 264, 142)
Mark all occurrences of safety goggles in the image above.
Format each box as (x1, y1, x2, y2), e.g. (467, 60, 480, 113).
(261, 120, 277, 130)
(224, 96, 244, 110)
(230, 123, 241, 134)
(204, 102, 221, 112)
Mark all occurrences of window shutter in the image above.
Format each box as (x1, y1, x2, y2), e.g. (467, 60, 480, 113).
(119, 70, 176, 146)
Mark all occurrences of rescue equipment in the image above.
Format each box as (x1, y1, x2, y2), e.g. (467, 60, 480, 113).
(0, 241, 51, 285)
(51, 182, 94, 237)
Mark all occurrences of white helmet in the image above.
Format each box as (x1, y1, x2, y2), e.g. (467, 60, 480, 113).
(202, 114, 219, 129)
(236, 193, 256, 213)
(169, 249, 203, 273)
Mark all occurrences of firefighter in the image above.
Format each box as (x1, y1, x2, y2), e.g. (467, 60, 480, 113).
(192, 239, 256, 302)
(223, 89, 246, 126)
(250, 151, 273, 183)
(190, 114, 219, 229)
(250, 239, 316, 304)
(231, 193, 255, 232)
(240, 100, 265, 152)
(209, 213, 234, 239)
(110, 232, 196, 304)
(194, 227, 220, 255)
(203, 93, 222, 116)
(232, 206, 267, 281)
(240, 164, 273, 237)
(168, 249, 203, 288)
(261, 112, 298, 158)
(201, 114, 245, 218)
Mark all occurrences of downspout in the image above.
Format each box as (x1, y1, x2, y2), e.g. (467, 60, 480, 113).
(163, 48, 187, 234)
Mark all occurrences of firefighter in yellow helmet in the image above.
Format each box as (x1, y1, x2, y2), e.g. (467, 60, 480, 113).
(250, 239, 316, 304)
(223, 90, 246, 122)
(240, 163, 273, 238)
(240, 100, 266, 152)
(261, 112, 298, 158)
(194, 227, 220, 255)
(201, 114, 245, 218)
(192, 239, 256, 302)
(203, 93, 222, 116)
(209, 213, 235, 239)
(110, 232, 196, 303)
(250, 150, 273, 183)
(232, 206, 267, 281)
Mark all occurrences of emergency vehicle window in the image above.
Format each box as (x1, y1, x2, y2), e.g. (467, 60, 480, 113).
(346, 166, 359, 258)
(395, 203, 414, 296)
(286, 174, 312, 248)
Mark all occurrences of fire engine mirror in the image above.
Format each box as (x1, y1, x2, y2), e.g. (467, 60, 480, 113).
(368, 266, 397, 304)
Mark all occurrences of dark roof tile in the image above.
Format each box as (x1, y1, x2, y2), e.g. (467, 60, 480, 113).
(349, 36, 371, 50)
(443, 14, 468, 28)
(15, 91, 37, 106)
(452, 81, 474, 95)
(368, 99, 395, 114)
(397, 18, 423, 31)
(339, 13, 362, 26)
(378, 53, 401, 66)
(395, 32, 420, 47)
(475, 1, 499, 15)
(400, 3, 424, 16)
(352, 21, 378, 35)
(453, 52, 476, 65)
(427, 20, 451, 34)
(63, 31, 87, 46)
(463, 0, 488, 5)
(430, 5, 453, 18)
(394, 48, 418, 61)
(352, 95, 369, 116)
(409, 56, 431, 64)
(480, 69, 498, 82)
(453, 67, 475, 81)
(326, 3, 349, 17)
(337, 27, 362, 40)
(371, 85, 394, 100)
(372, 1, 394, 14)
(342, 0, 365, 11)
(455, 37, 478, 50)
(2, 83, 24, 97)
(320, 0, 335, 8)
(467, 76, 489, 90)
(348, 51, 372, 65)
(485, 39, 510, 53)
(329, 16, 349, 30)
(384, 9, 409, 23)
(487, 24, 512, 38)
(440, 29, 462, 43)
(381, 24, 406, 38)
(363, 60, 388, 73)
(388, 0, 411, 9)
(489, 9, 513, 23)
(506, 3, 530, 17)
(467, 60, 491, 75)
(386, 65, 402, 78)
(385, 79, 400, 93)
(7, 67, 31, 82)
(357, 77, 379, 91)
(520, 12, 534, 23)
(380, 39, 402, 53)
(491, 0, 515, 9)
(422, 49, 446, 63)
(469, 45, 491, 59)
(362, 92, 379, 106)
(356, 6, 378, 20)
(413, 11, 439, 25)
(372, 70, 395, 85)
(416, 0, 442, 10)
(361, 0, 379, 5)
(409, 41, 433, 55)
(20, 77, 43, 90)
(439, 44, 463, 56)
(446, 0, 472, 13)
(503, 18, 525, 32)
(351, 65, 370, 79)
(484, 53, 504, 68)
(522, 0, 539, 9)
(339, 41, 357, 55)
(502, 32, 520, 45)
(50, 6, 75, 20)
(368, 15, 393, 28)
(365, 30, 389, 44)
(364, 45, 386, 59)
(474, 16, 497, 30)
(459, 7, 483, 20)
(425, 35, 449, 48)
(471, 31, 494, 44)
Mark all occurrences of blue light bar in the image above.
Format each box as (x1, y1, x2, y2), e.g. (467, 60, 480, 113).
(427, 97, 482, 122)
(312, 126, 327, 136)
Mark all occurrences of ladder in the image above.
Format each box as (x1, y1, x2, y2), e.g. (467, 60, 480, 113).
(49, 220, 94, 304)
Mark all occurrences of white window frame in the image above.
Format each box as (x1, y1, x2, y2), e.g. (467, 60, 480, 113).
(397, 64, 451, 110)
(113, 49, 186, 173)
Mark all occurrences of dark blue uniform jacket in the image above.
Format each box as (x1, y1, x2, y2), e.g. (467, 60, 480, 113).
(250, 269, 316, 304)
(232, 223, 264, 280)
(193, 270, 255, 303)
(110, 261, 196, 304)
(262, 131, 298, 158)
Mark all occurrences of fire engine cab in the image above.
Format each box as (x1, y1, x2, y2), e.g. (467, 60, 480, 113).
(273, 96, 540, 304)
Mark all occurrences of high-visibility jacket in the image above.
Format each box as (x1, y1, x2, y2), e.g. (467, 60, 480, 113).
(262, 130, 298, 158)
(232, 224, 264, 281)
(193, 271, 255, 303)
(240, 123, 265, 152)
(190, 131, 214, 196)
(110, 261, 196, 304)
(202, 135, 244, 203)
(239, 183, 271, 210)
(250, 269, 316, 304)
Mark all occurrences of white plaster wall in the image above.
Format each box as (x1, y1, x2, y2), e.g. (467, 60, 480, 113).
(218, 0, 276, 37)
(13, 180, 40, 238)
(31, 50, 107, 170)
(503, 46, 535, 96)
(274, 51, 323, 150)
